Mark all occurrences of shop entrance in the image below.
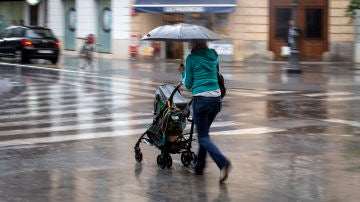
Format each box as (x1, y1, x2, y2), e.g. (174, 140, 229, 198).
(163, 14, 184, 59)
(269, 0, 328, 61)
(163, 13, 215, 60)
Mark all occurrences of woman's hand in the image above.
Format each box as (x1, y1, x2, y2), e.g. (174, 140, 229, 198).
(178, 63, 184, 73)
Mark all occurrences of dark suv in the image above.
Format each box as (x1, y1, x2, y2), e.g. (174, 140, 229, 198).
(0, 26, 60, 64)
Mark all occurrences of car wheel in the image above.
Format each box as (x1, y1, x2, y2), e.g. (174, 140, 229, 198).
(50, 57, 58, 65)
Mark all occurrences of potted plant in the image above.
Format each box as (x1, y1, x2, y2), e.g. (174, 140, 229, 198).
(346, 0, 360, 21)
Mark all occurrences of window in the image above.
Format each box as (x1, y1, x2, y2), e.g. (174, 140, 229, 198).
(1, 29, 10, 38)
(26, 29, 55, 38)
(67, 8, 76, 31)
(275, 8, 291, 39)
(306, 8, 322, 39)
(2, 29, 13, 38)
(12, 28, 24, 37)
(215, 13, 229, 35)
(102, 7, 111, 33)
(185, 13, 211, 29)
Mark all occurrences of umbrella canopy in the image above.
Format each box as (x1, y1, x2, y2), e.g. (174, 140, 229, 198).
(141, 23, 221, 42)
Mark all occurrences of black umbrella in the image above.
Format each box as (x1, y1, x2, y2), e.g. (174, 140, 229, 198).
(141, 23, 221, 42)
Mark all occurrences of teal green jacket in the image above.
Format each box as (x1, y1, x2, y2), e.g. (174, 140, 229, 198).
(181, 48, 219, 95)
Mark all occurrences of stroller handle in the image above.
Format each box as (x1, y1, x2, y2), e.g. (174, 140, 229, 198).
(168, 82, 183, 107)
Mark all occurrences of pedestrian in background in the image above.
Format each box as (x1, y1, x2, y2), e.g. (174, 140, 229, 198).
(178, 39, 231, 183)
(287, 20, 301, 48)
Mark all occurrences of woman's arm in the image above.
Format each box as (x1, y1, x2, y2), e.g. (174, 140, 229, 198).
(183, 58, 193, 90)
(178, 57, 194, 90)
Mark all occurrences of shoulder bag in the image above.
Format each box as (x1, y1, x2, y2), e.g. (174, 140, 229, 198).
(211, 49, 226, 99)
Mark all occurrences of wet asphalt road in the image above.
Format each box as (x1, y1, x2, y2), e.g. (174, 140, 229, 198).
(0, 57, 360, 201)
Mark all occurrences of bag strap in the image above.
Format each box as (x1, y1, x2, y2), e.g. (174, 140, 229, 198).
(211, 49, 220, 72)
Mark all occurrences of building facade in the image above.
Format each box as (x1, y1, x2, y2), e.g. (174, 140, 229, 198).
(47, 0, 131, 59)
(0, 0, 47, 30)
(131, 0, 354, 62)
(0, 0, 355, 62)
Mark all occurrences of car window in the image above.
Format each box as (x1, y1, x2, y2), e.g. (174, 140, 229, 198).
(2, 29, 13, 38)
(12, 28, 24, 37)
(26, 29, 55, 39)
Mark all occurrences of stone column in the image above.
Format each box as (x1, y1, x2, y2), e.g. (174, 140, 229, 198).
(355, 10, 360, 63)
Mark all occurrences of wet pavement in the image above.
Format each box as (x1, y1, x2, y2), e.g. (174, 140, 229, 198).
(0, 56, 360, 201)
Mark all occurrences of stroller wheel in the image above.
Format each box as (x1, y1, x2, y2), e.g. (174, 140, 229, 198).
(166, 154, 172, 169)
(157, 154, 166, 169)
(135, 151, 143, 162)
(181, 152, 192, 166)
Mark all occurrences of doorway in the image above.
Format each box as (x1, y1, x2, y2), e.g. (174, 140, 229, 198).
(63, 0, 76, 50)
(269, 0, 328, 61)
(29, 4, 38, 26)
(97, 0, 112, 53)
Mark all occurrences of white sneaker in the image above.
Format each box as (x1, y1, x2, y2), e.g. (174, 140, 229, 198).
(184, 164, 203, 175)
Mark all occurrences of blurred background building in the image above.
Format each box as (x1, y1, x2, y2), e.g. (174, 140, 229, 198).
(0, 0, 356, 62)
(0, 0, 47, 29)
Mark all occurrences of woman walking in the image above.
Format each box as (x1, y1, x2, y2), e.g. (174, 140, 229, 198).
(179, 40, 231, 183)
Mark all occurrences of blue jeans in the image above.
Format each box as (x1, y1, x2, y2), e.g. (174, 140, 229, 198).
(192, 96, 229, 173)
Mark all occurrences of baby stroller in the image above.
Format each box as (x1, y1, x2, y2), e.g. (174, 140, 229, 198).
(134, 83, 197, 169)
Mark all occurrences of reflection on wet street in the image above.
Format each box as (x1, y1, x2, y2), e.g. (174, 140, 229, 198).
(0, 59, 359, 201)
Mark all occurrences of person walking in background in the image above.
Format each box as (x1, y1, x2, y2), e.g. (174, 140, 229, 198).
(287, 20, 301, 48)
(178, 39, 231, 183)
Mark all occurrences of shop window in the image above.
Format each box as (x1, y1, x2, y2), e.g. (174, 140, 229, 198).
(164, 13, 184, 25)
(162, 12, 230, 59)
(185, 13, 211, 29)
(215, 13, 229, 35)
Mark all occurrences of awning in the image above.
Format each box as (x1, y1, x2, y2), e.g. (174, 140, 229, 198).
(133, 0, 236, 13)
